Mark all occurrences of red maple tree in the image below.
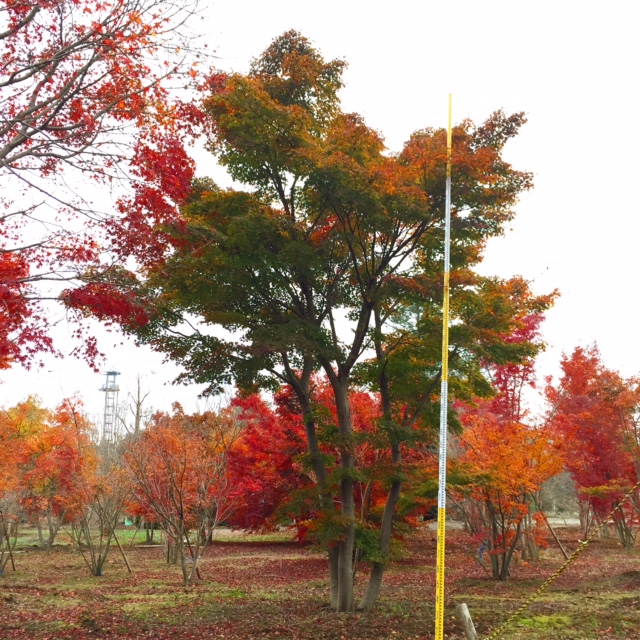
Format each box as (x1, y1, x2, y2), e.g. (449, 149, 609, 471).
(0, 0, 204, 368)
(546, 346, 640, 547)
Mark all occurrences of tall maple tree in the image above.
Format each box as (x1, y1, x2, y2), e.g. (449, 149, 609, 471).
(81, 31, 555, 610)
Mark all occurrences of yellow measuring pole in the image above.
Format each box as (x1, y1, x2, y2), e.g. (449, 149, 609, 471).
(434, 94, 453, 640)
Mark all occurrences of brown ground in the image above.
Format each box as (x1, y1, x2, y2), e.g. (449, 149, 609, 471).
(1, 526, 640, 639)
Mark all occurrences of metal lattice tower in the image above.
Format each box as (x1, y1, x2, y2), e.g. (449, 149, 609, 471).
(100, 370, 120, 444)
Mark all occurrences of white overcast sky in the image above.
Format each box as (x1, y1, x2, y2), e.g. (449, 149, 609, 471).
(2, 0, 638, 422)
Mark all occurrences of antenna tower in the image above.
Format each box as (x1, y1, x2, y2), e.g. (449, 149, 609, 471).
(100, 370, 121, 444)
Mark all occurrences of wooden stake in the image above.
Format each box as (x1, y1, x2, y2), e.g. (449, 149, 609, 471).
(456, 602, 478, 640)
(112, 530, 132, 573)
(541, 511, 569, 560)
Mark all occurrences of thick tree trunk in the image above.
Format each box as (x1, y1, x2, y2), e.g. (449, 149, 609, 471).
(336, 479, 355, 611)
(333, 376, 355, 612)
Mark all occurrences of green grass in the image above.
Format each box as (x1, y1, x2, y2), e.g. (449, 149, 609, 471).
(517, 614, 572, 629)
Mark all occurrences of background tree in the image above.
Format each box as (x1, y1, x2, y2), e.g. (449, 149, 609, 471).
(227, 392, 309, 531)
(0, 397, 43, 573)
(445, 312, 563, 579)
(547, 346, 640, 547)
(452, 409, 563, 579)
(124, 405, 240, 585)
(70, 450, 131, 577)
(17, 397, 97, 549)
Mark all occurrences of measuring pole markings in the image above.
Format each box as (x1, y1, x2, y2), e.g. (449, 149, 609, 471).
(435, 94, 453, 640)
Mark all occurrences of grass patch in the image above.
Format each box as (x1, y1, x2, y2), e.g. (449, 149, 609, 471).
(517, 614, 572, 629)
(213, 530, 296, 543)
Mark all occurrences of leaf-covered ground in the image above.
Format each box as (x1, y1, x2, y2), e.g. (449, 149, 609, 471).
(2, 526, 640, 639)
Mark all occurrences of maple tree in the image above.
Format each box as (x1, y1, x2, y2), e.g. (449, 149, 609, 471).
(17, 397, 97, 549)
(452, 407, 563, 579)
(80, 31, 556, 610)
(546, 346, 640, 548)
(0, 397, 40, 573)
(405, 310, 563, 580)
(124, 404, 240, 584)
(0, 0, 204, 368)
(227, 392, 309, 531)
(227, 383, 387, 540)
(70, 449, 132, 576)
(0, 394, 99, 574)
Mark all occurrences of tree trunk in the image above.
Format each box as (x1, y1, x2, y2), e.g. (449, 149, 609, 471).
(522, 512, 539, 561)
(358, 307, 404, 611)
(499, 522, 522, 581)
(359, 443, 402, 611)
(333, 375, 355, 612)
(295, 368, 340, 610)
(336, 462, 355, 611)
(145, 520, 155, 544)
(46, 503, 60, 550)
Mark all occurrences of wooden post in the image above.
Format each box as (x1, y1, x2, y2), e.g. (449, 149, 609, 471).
(112, 530, 133, 573)
(541, 512, 569, 560)
(456, 602, 478, 640)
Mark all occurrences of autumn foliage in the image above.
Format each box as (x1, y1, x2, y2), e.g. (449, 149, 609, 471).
(0, 397, 96, 557)
(68, 30, 558, 611)
(226, 393, 309, 531)
(451, 314, 564, 579)
(0, 0, 203, 367)
(124, 404, 241, 584)
(547, 346, 640, 547)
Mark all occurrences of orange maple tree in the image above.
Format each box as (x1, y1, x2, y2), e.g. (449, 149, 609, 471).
(451, 314, 564, 579)
(453, 408, 563, 579)
(124, 405, 241, 584)
(18, 397, 97, 549)
(0, 394, 97, 570)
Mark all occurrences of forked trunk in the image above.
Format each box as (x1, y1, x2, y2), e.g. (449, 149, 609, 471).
(295, 371, 341, 610)
(359, 312, 404, 612)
